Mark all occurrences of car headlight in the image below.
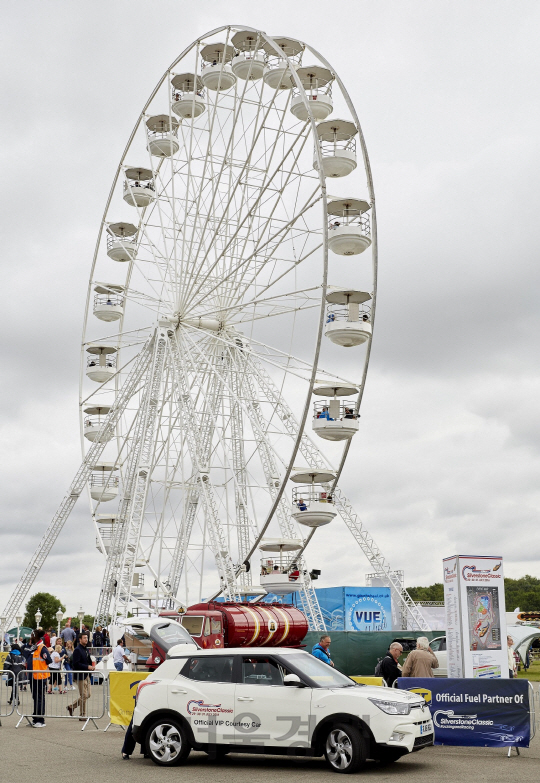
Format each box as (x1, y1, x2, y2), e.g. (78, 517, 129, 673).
(368, 698, 411, 715)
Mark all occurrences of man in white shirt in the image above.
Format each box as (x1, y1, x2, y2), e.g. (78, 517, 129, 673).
(113, 640, 130, 671)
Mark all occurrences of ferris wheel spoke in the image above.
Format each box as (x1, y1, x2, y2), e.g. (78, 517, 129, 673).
(185, 184, 321, 314)
(177, 47, 259, 307)
(180, 112, 312, 311)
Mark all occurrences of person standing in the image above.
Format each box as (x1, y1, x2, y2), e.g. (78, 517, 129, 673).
(20, 637, 33, 691)
(402, 637, 439, 678)
(60, 620, 76, 646)
(93, 626, 104, 661)
(42, 629, 51, 649)
(507, 636, 517, 678)
(379, 642, 403, 686)
(4, 643, 25, 706)
(63, 639, 75, 690)
(29, 629, 52, 727)
(113, 639, 130, 671)
(48, 644, 66, 694)
(311, 635, 335, 667)
(68, 632, 95, 720)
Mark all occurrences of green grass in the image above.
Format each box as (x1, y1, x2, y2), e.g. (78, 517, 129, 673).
(517, 659, 540, 681)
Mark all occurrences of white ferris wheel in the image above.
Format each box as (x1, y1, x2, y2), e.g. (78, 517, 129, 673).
(3, 26, 430, 633)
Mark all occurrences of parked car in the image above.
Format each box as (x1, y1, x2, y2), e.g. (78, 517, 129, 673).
(429, 636, 447, 676)
(132, 647, 433, 773)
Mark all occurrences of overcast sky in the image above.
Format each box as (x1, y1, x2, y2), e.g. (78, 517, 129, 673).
(1, 1, 539, 621)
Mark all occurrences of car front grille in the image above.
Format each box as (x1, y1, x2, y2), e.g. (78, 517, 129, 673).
(413, 733, 434, 749)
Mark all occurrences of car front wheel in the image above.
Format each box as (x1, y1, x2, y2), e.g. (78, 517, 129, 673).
(324, 723, 366, 774)
(146, 718, 190, 766)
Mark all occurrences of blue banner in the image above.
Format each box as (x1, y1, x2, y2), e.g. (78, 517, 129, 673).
(311, 586, 393, 631)
(344, 587, 392, 631)
(397, 678, 530, 747)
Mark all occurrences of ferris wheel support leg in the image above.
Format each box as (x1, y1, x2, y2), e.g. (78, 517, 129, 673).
(248, 356, 431, 632)
(95, 327, 168, 626)
(238, 356, 326, 631)
(166, 344, 228, 601)
(227, 348, 259, 589)
(168, 333, 239, 601)
(1, 337, 155, 628)
(167, 487, 200, 603)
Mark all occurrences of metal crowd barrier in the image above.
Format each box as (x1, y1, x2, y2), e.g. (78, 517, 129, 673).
(14, 669, 107, 730)
(0, 670, 18, 717)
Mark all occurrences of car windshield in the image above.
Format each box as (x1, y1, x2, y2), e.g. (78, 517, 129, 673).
(280, 652, 357, 688)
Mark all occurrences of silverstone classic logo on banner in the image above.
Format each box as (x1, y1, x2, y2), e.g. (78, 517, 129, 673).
(398, 678, 530, 747)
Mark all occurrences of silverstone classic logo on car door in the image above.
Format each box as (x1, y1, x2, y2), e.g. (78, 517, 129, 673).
(187, 700, 233, 715)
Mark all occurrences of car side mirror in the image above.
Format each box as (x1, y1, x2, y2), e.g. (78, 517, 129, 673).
(284, 673, 306, 687)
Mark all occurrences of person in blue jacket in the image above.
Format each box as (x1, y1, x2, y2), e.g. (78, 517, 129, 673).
(311, 635, 334, 667)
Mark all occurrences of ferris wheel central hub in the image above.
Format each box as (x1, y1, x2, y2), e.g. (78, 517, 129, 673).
(178, 315, 222, 332)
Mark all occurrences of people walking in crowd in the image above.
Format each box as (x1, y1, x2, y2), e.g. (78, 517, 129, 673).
(4, 643, 25, 706)
(311, 635, 334, 667)
(67, 631, 95, 720)
(378, 642, 403, 686)
(402, 637, 439, 678)
(113, 639, 130, 671)
(30, 629, 53, 727)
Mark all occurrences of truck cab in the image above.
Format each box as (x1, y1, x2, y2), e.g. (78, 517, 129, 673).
(158, 609, 224, 649)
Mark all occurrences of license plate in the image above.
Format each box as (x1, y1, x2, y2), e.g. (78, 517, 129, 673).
(420, 721, 432, 735)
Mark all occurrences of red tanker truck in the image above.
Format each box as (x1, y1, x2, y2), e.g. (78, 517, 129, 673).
(144, 601, 308, 669)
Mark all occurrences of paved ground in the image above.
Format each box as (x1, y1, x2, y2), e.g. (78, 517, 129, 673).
(1, 710, 539, 783)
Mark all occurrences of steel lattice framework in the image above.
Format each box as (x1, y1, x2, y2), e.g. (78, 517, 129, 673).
(3, 25, 430, 633)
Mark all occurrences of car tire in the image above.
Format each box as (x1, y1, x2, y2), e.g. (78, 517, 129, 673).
(324, 722, 366, 774)
(145, 717, 191, 766)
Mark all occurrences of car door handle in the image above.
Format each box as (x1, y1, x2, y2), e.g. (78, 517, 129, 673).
(237, 696, 254, 701)
(171, 689, 188, 694)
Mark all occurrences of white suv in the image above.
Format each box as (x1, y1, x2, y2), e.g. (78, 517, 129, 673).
(132, 647, 433, 773)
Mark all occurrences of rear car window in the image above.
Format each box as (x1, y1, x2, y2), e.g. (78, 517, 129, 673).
(184, 656, 234, 683)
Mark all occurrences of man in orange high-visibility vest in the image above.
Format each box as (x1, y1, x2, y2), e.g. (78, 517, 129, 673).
(29, 628, 52, 727)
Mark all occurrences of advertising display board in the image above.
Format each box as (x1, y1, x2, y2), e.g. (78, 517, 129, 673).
(109, 671, 150, 726)
(443, 555, 507, 679)
(314, 587, 392, 631)
(397, 677, 530, 747)
(345, 587, 392, 631)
